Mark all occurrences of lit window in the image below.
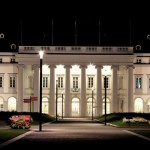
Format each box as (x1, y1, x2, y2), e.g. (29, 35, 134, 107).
(0, 77, 3, 87)
(58, 77, 63, 88)
(88, 77, 94, 88)
(10, 76, 16, 88)
(136, 77, 142, 88)
(42, 77, 48, 88)
(104, 76, 109, 88)
(73, 77, 78, 88)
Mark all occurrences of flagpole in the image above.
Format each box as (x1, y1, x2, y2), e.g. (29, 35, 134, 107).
(99, 18, 101, 46)
(75, 16, 77, 46)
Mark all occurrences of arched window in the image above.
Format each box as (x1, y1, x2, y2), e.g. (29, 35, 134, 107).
(0, 33, 4, 39)
(72, 98, 79, 116)
(42, 97, 48, 114)
(8, 97, 16, 111)
(147, 99, 150, 113)
(134, 98, 143, 113)
(102, 98, 110, 114)
(87, 97, 96, 116)
(57, 97, 64, 117)
(0, 97, 4, 111)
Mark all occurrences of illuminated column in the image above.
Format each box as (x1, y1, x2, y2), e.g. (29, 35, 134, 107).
(80, 65, 86, 117)
(96, 65, 102, 116)
(32, 65, 39, 112)
(65, 65, 71, 117)
(111, 65, 119, 113)
(17, 64, 24, 111)
(49, 65, 55, 115)
(127, 65, 134, 112)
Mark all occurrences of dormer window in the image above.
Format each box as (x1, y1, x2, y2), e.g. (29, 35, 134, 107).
(136, 59, 141, 63)
(135, 45, 141, 51)
(0, 33, 4, 39)
(10, 58, 15, 63)
(10, 44, 16, 49)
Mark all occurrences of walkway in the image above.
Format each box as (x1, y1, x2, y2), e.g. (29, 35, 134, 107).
(0, 118, 150, 149)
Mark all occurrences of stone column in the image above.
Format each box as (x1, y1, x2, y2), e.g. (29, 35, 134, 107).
(17, 64, 24, 112)
(111, 65, 119, 113)
(96, 65, 102, 116)
(65, 65, 71, 117)
(49, 65, 55, 115)
(127, 65, 134, 112)
(80, 65, 87, 117)
(32, 65, 39, 112)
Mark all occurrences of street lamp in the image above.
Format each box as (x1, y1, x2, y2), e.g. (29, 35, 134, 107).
(39, 50, 44, 131)
(92, 87, 94, 120)
(104, 70, 107, 126)
(56, 80, 58, 122)
(62, 91, 63, 119)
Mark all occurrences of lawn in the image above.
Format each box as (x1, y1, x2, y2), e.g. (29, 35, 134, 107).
(0, 129, 30, 144)
(128, 130, 150, 138)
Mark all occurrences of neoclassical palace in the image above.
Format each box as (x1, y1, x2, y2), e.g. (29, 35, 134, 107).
(0, 45, 150, 117)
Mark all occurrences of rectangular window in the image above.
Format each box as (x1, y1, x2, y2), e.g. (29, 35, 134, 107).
(104, 76, 108, 88)
(73, 77, 78, 88)
(149, 78, 150, 88)
(43, 77, 48, 88)
(10, 76, 15, 88)
(0, 77, 2, 87)
(58, 77, 63, 88)
(136, 77, 142, 88)
(88, 77, 94, 88)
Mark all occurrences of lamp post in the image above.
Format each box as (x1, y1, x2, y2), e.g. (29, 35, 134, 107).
(92, 87, 94, 120)
(39, 50, 44, 131)
(56, 80, 58, 122)
(104, 70, 107, 126)
(62, 91, 63, 119)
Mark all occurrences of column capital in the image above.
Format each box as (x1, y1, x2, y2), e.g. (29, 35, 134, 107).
(111, 65, 119, 70)
(64, 65, 72, 69)
(48, 65, 56, 69)
(17, 64, 25, 69)
(32, 64, 40, 70)
(126, 65, 135, 70)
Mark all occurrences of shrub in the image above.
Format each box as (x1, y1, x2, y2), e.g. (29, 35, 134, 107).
(9, 115, 32, 129)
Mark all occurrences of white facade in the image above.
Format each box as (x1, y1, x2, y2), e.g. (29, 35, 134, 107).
(0, 46, 150, 117)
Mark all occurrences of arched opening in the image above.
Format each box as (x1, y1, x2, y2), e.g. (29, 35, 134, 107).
(72, 98, 79, 116)
(8, 97, 16, 111)
(102, 98, 110, 114)
(57, 97, 64, 117)
(87, 97, 96, 117)
(0, 97, 4, 111)
(42, 97, 48, 114)
(147, 99, 150, 113)
(134, 98, 143, 113)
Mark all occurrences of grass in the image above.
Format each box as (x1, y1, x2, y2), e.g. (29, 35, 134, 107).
(128, 130, 150, 138)
(110, 120, 150, 127)
(95, 112, 150, 138)
(0, 129, 30, 144)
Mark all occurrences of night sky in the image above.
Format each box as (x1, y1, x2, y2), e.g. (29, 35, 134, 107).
(0, 2, 149, 52)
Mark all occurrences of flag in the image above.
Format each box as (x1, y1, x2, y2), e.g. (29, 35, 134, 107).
(31, 96, 38, 101)
(23, 99, 30, 103)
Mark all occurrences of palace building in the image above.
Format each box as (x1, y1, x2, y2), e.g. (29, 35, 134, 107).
(0, 45, 150, 117)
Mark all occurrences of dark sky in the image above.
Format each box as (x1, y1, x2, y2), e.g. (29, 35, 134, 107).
(0, 2, 150, 52)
